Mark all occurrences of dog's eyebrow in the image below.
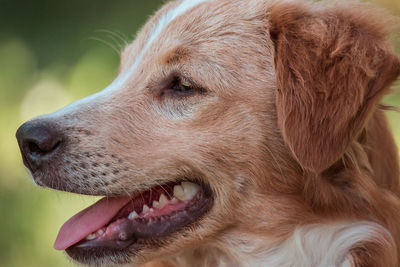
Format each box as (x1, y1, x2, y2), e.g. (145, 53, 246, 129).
(109, 0, 213, 93)
(161, 46, 189, 65)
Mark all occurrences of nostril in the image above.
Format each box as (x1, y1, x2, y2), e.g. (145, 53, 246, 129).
(28, 141, 41, 155)
(27, 139, 61, 157)
(16, 120, 63, 164)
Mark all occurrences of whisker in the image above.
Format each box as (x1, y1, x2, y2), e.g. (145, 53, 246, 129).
(96, 29, 129, 47)
(86, 36, 121, 55)
(153, 179, 173, 199)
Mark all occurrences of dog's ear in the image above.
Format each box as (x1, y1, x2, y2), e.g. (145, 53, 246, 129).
(269, 1, 400, 173)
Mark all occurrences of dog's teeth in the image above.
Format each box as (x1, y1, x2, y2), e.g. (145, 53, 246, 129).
(128, 211, 138, 220)
(159, 194, 169, 208)
(142, 204, 150, 213)
(153, 200, 160, 209)
(170, 197, 178, 204)
(86, 233, 96, 240)
(173, 185, 186, 201)
(181, 182, 200, 200)
(97, 229, 104, 235)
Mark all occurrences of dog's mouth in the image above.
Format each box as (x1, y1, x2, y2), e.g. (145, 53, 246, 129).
(55, 180, 212, 256)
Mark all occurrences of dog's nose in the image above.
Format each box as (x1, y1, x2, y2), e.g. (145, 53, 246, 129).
(16, 120, 62, 170)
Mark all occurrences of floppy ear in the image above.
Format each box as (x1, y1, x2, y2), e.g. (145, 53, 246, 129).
(269, 1, 400, 173)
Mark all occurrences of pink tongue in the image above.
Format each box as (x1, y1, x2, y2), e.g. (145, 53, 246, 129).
(54, 196, 131, 250)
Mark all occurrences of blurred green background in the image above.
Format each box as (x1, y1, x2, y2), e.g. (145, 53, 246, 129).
(0, 0, 399, 266)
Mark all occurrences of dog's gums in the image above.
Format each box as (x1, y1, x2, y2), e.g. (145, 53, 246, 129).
(54, 181, 211, 253)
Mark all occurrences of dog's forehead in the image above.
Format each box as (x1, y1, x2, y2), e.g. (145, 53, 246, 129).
(122, 0, 266, 70)
(121, 0, 216, 71)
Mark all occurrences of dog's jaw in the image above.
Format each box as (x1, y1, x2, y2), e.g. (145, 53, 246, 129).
(57, 181, 213, 265)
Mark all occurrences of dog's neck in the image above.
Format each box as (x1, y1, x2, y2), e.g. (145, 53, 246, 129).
(163, 221, 393, 267)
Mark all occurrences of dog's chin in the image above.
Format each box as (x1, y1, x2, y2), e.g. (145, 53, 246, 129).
(51, 179, 213, 266)
(66, 245, 139, 265)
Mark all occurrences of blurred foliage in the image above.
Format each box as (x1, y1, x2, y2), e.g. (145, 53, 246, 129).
(0, 0, 399, 266)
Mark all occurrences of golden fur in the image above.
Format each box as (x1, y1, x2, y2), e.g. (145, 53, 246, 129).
(140, 0, 400, 266)
(18, 0, 400, 266)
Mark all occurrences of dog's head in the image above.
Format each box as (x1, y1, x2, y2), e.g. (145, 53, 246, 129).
(16, 0, 400, 266)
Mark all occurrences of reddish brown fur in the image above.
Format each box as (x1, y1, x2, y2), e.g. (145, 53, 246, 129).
(267, 1, 400, 264)
(161, 46, 189, 65)
(270, 0, 400, 173)
(147, 1, 400, 266)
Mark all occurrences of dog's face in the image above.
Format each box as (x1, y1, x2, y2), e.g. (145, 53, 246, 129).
(16, 0, 400, 266)
(17, 0, 281, 265)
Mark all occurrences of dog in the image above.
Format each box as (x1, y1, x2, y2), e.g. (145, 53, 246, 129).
(16, 0, 400, 266)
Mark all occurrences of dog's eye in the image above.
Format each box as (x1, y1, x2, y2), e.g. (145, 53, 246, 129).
(171, 78, 194, 94)
(161, 76, 206, 99)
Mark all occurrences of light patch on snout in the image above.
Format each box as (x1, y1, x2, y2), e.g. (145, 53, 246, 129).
(41, 0, 214, 121)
